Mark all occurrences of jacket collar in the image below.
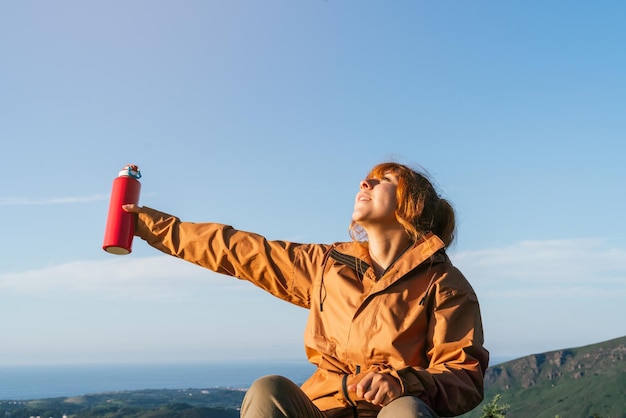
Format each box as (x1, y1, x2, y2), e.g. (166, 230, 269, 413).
(330, 232, 446, 283)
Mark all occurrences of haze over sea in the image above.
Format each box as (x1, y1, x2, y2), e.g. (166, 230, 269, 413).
(1, 358, 514, 401)
(0, 361, 316, 401)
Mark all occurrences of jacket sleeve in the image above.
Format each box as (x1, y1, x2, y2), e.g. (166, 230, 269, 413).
(391, 272, 489, 416)
(135, 206, 325, 309)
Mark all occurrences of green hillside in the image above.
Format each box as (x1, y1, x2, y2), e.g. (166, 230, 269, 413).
(461, 335, 626, 418)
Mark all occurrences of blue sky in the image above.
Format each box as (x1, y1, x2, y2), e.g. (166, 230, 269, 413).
(1, 1, 625, 366)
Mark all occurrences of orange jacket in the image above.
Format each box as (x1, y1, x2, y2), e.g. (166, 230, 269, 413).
(136, 207, 489, 417)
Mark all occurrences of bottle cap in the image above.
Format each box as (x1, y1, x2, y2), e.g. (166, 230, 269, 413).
(118, 164, 142, 179)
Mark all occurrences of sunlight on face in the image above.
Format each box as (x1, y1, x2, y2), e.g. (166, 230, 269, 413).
(352, 171, 399, 227)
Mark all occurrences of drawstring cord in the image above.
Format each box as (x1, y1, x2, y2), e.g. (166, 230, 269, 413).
(319, 274, 327, 312)
(342, 365, 361, 418)
(319, 244, 337, 312)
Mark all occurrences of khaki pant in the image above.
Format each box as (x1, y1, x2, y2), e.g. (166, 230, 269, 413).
(241, 375, 439, 418)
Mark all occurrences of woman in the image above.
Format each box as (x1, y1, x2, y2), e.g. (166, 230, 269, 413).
(124, 162, 489, 417)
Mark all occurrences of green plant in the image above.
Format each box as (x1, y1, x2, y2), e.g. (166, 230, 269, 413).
(480, 394, 510, 418)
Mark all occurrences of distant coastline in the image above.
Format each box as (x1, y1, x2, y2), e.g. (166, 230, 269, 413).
(0, 361, 316, 401)
(0, 357, 514, 401)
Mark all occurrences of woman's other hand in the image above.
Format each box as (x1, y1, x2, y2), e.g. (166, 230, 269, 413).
(347, 372, 402, 406)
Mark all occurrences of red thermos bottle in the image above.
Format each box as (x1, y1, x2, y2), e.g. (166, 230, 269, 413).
(103, 164, 142, 255)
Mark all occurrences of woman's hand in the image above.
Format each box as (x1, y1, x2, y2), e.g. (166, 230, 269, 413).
(122, 204, 142, 213)
(347, 372, 402, 406)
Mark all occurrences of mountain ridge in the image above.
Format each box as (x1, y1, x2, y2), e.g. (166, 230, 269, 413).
(460, 334, 626, 417)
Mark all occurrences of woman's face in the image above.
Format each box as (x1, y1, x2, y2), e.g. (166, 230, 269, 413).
(352, 171, 400, 228)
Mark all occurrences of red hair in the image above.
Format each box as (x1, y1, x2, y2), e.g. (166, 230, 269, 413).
(349, 162, 456, 247)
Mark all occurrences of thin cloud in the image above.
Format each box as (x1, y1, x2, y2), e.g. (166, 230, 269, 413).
(0, 195, 109, 206)
(0, 255, 249, 300)
(449, 238, 626, 356)
(452, 238, 626, 297)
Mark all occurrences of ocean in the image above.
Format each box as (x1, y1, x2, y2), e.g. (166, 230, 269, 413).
(0, 357, 513, 401)
(0, 361, 317, 401)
